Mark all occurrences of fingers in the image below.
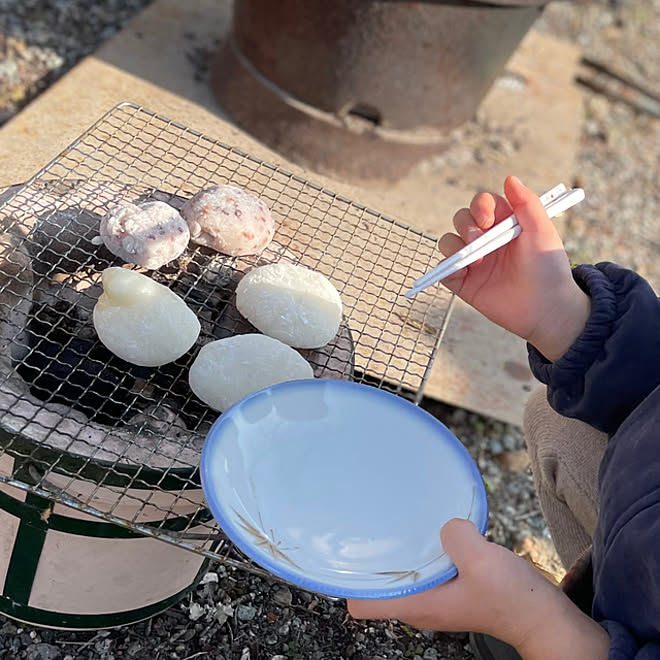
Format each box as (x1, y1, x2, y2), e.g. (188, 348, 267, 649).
(438, 205, 489, 287)
(349, 520, 485, 622)
(347, 577, 458, 625)
(469, 192, 512, 229)
(437, 232, 464, 258)
(452, 208, 483, 245)
(503, 176, 551, 233)
(436, 233, 469, 292)
(346, 590, 445, 622)
(461, 178, 554, 236)
(434, 179, 543, 286)
(450, 187, 513, 246)
(440, 518, 487, 571)
(347, 522, 485, 626)
(347, 598, 395, 620)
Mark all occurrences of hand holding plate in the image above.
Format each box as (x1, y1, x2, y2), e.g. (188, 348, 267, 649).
(347, 518, 579, 653)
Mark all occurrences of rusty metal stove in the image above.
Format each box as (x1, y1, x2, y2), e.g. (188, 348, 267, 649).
(211, 0, 546, 180)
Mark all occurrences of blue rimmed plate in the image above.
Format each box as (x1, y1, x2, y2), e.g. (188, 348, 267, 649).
(200, 379, 488, 599)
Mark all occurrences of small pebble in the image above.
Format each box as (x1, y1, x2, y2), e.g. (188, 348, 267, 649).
(488, 438, 504, 455)
(188, 602, 205, 621)
(237, 604, 257, 621)
(272, 586, 293, 606)
(26, 643, 61, 660)
(501, 432, 518, 452)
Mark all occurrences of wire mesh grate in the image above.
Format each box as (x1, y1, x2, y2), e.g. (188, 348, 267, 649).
(0, 102, 453, 571)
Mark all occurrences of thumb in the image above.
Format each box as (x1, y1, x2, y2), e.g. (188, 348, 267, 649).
(440, 518, 487, 570)
(503, 175, 553, 234)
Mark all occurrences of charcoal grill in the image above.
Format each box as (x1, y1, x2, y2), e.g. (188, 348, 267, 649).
(0, 103, 453, 615)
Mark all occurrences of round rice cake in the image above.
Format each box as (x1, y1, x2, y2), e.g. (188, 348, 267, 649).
(189, 334, 314, 412)
(100, 201, 189, 270)
(213, 296, 355, 380)
(93, 267, 200, 367)
(181, 184, 274, 256)
(235, 263, 342, 349)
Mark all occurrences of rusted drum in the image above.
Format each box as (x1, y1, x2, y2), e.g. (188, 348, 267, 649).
(211, 0, 545, 180)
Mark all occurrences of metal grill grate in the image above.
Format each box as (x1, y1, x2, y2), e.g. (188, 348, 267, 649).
(0, 102, 453, 573)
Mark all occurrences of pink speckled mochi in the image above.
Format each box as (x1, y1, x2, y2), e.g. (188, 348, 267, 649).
(181, 185, 274, 256)
(100, 201, 190, 270)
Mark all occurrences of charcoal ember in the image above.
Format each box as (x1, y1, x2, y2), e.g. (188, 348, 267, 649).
(212, 296, 251, 340)
(300, 322, 355, 380)
(150, 252, 236, 345)
(0, 231, 33, 308)
(127, 404, 188, 436)
(26, 207, 114, 276)
(33, 269, 103, 326)
(133, 351, 218, 433)
(17, 303, 155, 426)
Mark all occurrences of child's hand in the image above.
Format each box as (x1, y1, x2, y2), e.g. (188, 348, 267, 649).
(438, 176, 591, 361)
(347, 519, 610, 660)
(347, 519, 557, 649)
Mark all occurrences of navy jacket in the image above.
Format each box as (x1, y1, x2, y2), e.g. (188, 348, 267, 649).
(528, 263, 660, 658)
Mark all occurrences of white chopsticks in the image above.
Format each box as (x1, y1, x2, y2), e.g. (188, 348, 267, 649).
(405, 184, 585, 298)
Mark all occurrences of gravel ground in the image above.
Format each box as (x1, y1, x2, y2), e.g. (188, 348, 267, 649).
(535, 0, 660, 293)
(0, 0, 154, 124)
(0, 0, 659, 658)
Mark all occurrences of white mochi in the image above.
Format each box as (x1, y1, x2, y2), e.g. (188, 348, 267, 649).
(189, 334, 314, 412)
(235, 264, 342, 349)
(93, 267, 200, 367)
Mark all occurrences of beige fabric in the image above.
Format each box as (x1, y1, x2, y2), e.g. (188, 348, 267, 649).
(524, 386, 608, 569)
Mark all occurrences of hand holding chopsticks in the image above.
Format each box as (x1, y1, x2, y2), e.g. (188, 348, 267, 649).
(405, 184, 585, 298)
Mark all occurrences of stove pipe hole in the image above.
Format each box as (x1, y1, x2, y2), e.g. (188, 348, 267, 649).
(346, 103, 382, 127)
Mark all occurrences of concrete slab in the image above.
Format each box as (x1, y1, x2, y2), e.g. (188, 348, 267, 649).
(0, 0, 583, 426)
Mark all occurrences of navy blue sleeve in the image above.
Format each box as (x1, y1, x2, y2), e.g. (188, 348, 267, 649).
(527, 263, 660, 658)
(591, 385, 660, 658)
(528, 263, 660, 434)
(600, 619, 660, 659)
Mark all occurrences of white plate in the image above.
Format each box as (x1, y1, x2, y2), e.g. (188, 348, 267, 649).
(200, 380, 488, 599)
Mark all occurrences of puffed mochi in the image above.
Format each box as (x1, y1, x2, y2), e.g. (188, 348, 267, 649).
(99, 201, 190, 270)
(189, 334, 314, 412)
(93, 267, 200, 367)
(235, 263, 342, 349)
(181, 184, 274, 256)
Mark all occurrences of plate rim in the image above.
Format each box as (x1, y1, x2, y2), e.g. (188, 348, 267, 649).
(200, 379, 489, 599)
